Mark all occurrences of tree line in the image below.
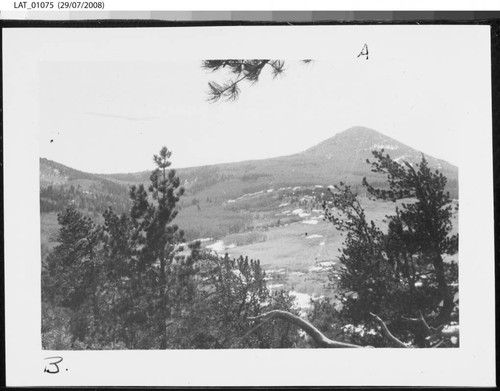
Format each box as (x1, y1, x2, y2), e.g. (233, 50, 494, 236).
(40, 183, 131, 215)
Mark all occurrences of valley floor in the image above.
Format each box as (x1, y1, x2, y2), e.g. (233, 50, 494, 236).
(41, 191, 459, 319)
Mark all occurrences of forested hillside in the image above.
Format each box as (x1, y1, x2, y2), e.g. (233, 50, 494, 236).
(41, 142, 459, 349)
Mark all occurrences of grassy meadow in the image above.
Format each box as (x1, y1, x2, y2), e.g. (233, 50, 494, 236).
(41, 179, 459, 315)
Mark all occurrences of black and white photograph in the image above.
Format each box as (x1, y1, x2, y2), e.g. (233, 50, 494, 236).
(2, 22, 496, 387)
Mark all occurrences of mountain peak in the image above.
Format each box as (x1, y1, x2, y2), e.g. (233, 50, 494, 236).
(299, 126, 456, 178)
(337, 126, 382, 137)
(302, 126, 400, 157)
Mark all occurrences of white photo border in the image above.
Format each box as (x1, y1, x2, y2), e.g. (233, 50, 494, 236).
(3, 23, 496, 387)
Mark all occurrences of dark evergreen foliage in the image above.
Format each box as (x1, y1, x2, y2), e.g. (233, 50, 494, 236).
(202, 60, 284, 102)
(203, 60, 312, 102)
(42, 147, 298, 349)
(40, 182, 131, 215)
(319, 151, 459, 347)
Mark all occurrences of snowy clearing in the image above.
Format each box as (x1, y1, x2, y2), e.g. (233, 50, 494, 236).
(206, 240, 225, 254)
(267, 283, 284, 290)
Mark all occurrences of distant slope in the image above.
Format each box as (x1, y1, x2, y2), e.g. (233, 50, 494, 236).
(40, 126, 458, 211)
(40, 126, 459, 250)
(171, 126, 458, 200)
(40, 158, 131, 215)
(301, 126, 457, 176)
(40, 157, 103, 187)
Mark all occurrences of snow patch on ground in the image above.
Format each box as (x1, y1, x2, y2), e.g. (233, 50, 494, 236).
(306, 234, 323, 239)
(290, 291, 313, 311)
(267, 283, 284, 290)
(301, 219, 319, 225)
(206, 240, 225, 254)
(319, 242, 326, 246)
(279, 203, 290, 207)
(369, 143, 399, 151)
(342, 324, 378, 337)
(290, 291, 325, 316)
(236, 190, 264, 200)
(309, 261, 334, 272)
(266, 268, 286, 275)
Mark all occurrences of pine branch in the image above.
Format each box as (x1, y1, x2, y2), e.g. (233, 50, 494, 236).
(204, 59, 278, 102)
(207, 74, 249, 102)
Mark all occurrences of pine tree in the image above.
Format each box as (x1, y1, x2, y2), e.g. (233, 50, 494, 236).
(126, 147, 194, 348)
(319, 152, 459, 347)
(42, 207, 103, 344)
(362, 150, 458, 325)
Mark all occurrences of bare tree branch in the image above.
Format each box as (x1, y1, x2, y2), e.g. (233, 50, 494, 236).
(369, 312, 410, 348)
(418, 310, 434, 334)
(432, 339, 446, 348)
(402, 310, 435, 335)
(245, 310, 366, 348)
(240, 316, 273, 341)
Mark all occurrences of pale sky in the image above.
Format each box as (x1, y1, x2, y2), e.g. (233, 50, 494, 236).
(5, 26, 492, 173)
